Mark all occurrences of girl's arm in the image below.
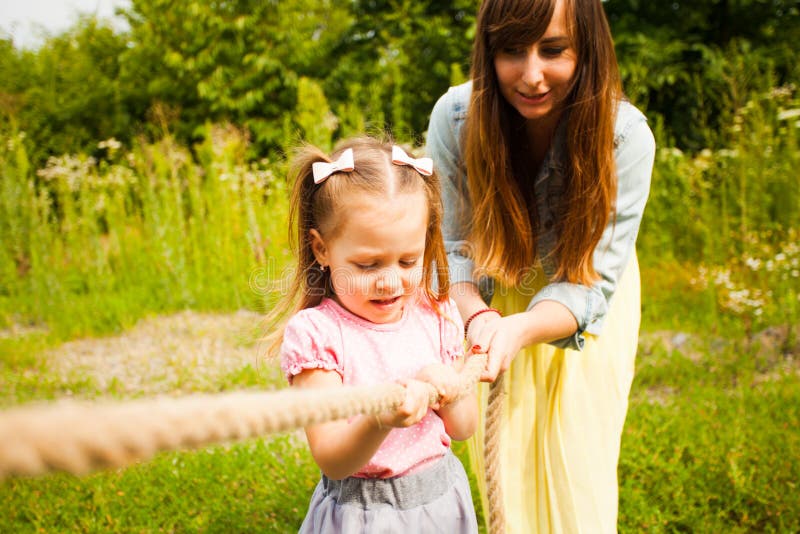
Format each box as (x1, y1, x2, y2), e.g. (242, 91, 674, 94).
(435, 386, 478, 441)
(292, 368, 431, 480)
(415, 357, 478, 441)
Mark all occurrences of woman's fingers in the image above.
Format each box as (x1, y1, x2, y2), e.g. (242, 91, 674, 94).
(470, 319, 502, 381)
(471, 316, 523, 382)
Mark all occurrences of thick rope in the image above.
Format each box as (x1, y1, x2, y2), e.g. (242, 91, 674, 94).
(484, 373, 506, 534)
(0, 355, 486, 480)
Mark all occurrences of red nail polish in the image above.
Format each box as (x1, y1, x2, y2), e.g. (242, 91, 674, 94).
(472, 344, 482, 352)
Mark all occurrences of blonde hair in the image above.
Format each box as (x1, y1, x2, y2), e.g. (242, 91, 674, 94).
(466, 0, 620, 285)
(264, 136, 449, 355)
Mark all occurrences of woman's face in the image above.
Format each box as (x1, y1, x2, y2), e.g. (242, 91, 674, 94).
(493, 0, 577, 126)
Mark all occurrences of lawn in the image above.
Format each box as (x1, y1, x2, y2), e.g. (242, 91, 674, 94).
(1, 302, 797, 533)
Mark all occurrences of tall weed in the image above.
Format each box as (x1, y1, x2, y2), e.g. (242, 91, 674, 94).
(639, 84, 799, 333)
(0, 125, 290, 339)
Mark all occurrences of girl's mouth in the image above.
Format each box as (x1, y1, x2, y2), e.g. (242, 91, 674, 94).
(371, 296, 401, 306)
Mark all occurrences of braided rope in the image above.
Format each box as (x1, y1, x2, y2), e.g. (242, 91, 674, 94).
(484, 373, 506, 534)
(0, 355, 486, 480)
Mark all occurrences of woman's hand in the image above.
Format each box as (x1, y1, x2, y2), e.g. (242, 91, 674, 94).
(466, 300, 580, 382)
(468, 312, 532, 382)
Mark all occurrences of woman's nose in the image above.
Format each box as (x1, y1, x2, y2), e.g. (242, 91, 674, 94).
(521, 50, 544, 86)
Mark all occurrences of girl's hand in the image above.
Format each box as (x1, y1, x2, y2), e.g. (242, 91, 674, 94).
(468, 312, 531, 382)
(415, 363, 461, 409)
(376, 378, 432, 428)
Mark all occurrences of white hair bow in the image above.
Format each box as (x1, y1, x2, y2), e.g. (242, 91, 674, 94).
(391, 146, 433, 176)
(312, 148, 355, 184)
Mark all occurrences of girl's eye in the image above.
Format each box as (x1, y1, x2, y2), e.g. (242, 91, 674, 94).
(400, 258, 419, 267)
(355, 263, 377, 271)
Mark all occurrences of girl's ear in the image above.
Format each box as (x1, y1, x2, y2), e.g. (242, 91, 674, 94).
(309, 229, 328, 267)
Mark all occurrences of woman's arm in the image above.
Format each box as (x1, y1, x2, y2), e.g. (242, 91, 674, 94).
(467, 300, 578, 381)
(292, 369, 431, 480)
(454, 281, 577, 381)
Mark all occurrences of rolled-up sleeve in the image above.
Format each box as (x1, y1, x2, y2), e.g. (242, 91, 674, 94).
(531, 106, 656, 350)
(426, 85, 476, 288)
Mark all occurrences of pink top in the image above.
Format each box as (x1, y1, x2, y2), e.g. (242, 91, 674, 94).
(280, 294, 465, 478)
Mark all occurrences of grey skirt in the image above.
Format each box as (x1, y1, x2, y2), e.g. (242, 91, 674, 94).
(298, 451, 478, 533)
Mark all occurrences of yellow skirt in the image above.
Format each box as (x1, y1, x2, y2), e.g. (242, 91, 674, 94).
(468, 255, 640, 534)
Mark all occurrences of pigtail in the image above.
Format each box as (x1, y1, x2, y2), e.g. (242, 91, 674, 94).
(421, 170, 450, 305)
(262, 144, 332, 358)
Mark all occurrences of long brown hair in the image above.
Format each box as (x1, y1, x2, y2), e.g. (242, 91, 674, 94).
(264, 136, 449, 355)
(466, 0, 620, 285)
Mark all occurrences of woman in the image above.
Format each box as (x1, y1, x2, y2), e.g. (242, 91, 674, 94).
(426, 0, 656, 532)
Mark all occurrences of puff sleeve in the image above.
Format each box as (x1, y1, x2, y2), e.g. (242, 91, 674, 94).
(280, 308, 344, 384)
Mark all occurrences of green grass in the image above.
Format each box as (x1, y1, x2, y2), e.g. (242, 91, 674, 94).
(620, 337, 800, 532)
(1, 322, 797, 532)
(0, 435, 319, 533)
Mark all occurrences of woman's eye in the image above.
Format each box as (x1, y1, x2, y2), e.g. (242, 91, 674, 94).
(542, 47, 566, 57)
(502, 47, 524, 56)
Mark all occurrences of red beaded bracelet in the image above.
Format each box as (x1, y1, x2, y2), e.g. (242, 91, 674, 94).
(463, 308, 501, 339)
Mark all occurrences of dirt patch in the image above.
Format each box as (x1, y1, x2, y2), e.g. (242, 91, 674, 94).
(638, 330, 709, 362)
(46, 310, 283, 397)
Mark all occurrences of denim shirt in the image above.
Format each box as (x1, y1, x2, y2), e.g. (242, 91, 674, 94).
(425, 81, 656, 350)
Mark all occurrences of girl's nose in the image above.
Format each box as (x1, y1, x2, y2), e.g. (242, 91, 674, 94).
(376, 268, 401, 294)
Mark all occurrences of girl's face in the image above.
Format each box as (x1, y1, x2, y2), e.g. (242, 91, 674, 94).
(310, 189, 428, 324)
(493, 0, 577, 126)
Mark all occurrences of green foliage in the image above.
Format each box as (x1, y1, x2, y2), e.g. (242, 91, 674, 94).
(1, 19, 133, 164)
(0, 126, 290, 340)
(2, 0, 799, 157)
(322, 0, 476, 137)
(638, 83, 799, 336)
(295, 77, 337, 151)
(121, 0, 314, 152)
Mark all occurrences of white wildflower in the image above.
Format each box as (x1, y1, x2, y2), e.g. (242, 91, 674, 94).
(98, 138, 122, 152)
(744, 257, 761, 271)
(777, 108, 800, 121)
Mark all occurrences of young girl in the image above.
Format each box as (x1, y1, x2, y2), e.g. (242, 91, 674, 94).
(269, 137, 479, 533)
(427, 0, 656, 531)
